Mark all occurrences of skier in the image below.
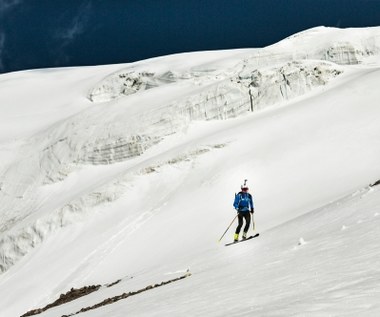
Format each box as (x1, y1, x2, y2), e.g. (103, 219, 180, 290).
(233, 183, 254, 242)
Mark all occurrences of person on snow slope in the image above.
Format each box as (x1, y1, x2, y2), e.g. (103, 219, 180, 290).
(233, 184, 254, 242)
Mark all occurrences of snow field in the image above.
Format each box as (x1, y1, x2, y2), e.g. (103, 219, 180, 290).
(70, 185, 380, 317)
(1, 26, 380, 316)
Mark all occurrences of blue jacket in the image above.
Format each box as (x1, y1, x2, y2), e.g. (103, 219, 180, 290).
(233, 192, 254, 212)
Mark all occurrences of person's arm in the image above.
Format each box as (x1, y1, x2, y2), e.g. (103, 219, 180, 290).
(233, 193, 240, 210)
(249, 194, 254, 213)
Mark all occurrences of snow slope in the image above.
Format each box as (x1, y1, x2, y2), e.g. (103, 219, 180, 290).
(1, 26, 380, 317)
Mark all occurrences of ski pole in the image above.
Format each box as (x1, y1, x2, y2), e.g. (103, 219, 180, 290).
(218, 214, 238, 242)
(252, 213, 256, 232)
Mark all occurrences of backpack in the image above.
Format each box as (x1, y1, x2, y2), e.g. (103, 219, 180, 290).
(234, 191, 252, 212)
(238, 192, 250, 209)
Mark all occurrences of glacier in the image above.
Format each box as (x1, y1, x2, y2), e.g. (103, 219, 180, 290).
(1, 26, 380, 317)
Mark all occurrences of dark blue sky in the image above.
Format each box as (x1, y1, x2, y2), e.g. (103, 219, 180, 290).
(1, 0, 380, 73)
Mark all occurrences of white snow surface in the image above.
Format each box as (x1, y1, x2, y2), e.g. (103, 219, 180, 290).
(1, 26, 380, 317)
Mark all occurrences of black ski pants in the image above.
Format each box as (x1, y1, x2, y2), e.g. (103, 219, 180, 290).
(235, 211, 251, 234)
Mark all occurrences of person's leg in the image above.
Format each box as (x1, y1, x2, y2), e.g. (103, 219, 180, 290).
(242, 213, 251, 239)
(234, 213, 244, 241)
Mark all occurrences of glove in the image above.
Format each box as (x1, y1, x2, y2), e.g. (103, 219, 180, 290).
(250, 208, 254, 214)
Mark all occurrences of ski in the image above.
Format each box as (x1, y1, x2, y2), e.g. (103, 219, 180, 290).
(225, 233, 259, 246)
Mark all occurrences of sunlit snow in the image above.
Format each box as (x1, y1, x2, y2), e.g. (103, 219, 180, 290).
(1, 26, 380, 317)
